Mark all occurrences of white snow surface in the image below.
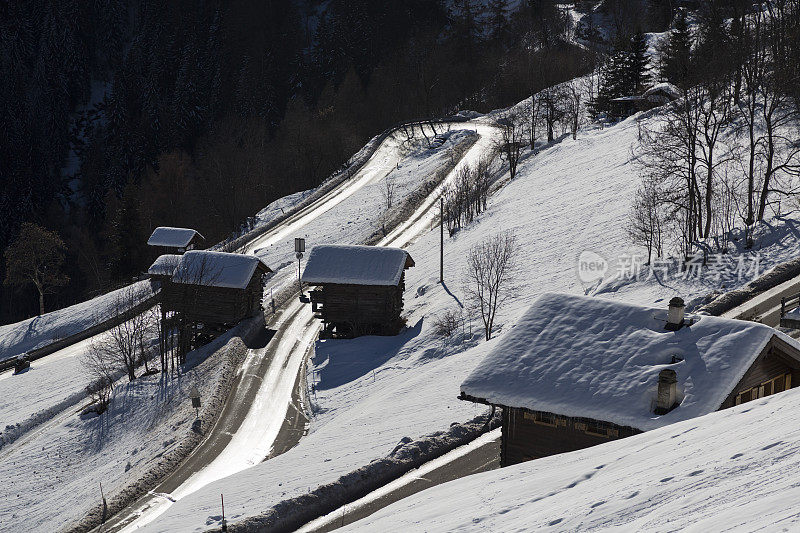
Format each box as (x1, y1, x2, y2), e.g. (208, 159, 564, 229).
(172, 251, 268, 289)
(146, 104, 800, 531)
(344, 386, 800, 533)
(461, 292, 799, 431)
(301, 245, 411, 286)
(148, 254, 181, 277)
(0, 322, 242, 531)
(147, 227, 203, 248)
(0, 280, 154, 361)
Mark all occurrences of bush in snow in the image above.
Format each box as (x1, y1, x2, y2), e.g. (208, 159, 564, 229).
(433, 308, 465, 337)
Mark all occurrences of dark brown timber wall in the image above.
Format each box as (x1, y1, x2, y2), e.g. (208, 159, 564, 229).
(501, 407, 640, 467)
(719, 337, 800, 409)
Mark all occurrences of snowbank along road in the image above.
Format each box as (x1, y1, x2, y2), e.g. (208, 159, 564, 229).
(96, 118, 501, 532)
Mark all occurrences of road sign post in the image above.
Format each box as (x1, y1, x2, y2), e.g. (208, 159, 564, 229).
(189, 386, 201, 419)
(295, 238, 306, 294)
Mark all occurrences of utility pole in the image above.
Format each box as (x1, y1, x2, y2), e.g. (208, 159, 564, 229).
(440, 196, 444, 284)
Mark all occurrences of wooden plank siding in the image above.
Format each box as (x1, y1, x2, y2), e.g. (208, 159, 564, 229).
(501, 407, 640, 467)
(309, 272, 406, 336)
(161, 265, 267, 326)
(719, 336, 800, 409)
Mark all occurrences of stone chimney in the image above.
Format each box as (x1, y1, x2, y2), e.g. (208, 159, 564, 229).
(655, 369, 678, 414)
(665, 297, 685, 331)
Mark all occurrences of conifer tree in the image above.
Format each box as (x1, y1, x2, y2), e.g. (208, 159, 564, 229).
(488, 0, 510, 45)
(661, 9, 692, 88)
(628, 30, 650, 92)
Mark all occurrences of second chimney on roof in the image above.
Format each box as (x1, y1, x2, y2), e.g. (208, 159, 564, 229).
(655, 368, 678, 414)
(665, 297, 685, 331)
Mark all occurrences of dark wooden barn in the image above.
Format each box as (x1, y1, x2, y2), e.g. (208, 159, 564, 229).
(147, 226, 205, 254)
(163, 250, 271, 325)
(159, 250, 271, 358)
(459, 293, 800, 467)
(301, 245, 414, 338)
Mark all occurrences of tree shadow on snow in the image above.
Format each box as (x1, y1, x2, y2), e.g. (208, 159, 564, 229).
(313, 318, 424, 391)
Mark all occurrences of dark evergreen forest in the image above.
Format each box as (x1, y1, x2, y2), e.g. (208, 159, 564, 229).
(0, 0, 602, 324)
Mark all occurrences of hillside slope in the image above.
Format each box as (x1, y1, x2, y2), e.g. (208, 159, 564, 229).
(344, 385, 800, 532)
(143, 95, 800, 530)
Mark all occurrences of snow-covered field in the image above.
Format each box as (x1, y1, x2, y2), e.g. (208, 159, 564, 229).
(0, 320, 249, 531)
(344, 385, 800, 532)
(144, 103, 800, 531)
(0, 280, 154, 361)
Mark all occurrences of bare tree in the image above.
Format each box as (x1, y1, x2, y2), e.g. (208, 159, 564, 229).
(382, 176, 396, 210)
(626, 178, 664, 265)
(4, 223, 70, 315)
(82, 344, 116, 414)
(539, 86, 567, 142)
(463, 231, 518, 341)
(496, 110, 525, 180)
(89, 286, 152, 382)
(565, 79, 584, 140)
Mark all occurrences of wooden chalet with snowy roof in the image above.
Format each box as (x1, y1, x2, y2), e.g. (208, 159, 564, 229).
(459, 293, 800, 467)
(147, 226, 205, 254)
(611, 82, 681, 115)
(301, 244, 414, 338)
(163, 250, 271, 326)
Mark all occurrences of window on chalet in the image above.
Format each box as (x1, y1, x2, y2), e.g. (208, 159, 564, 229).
(574, 420, 618, 438)
(523, 411, 566, 428)
(735, 373, 792, 405)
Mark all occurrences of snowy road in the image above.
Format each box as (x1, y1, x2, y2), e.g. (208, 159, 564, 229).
(96, 120, 501, 532)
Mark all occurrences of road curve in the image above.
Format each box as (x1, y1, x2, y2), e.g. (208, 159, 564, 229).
(91, 120, 500, 532)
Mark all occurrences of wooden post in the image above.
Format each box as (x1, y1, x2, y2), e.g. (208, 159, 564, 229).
(440, 196, 444, 284)
(221, 493, 227, 532)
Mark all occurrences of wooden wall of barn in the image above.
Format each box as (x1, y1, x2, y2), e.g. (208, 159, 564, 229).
(161, 276, 262, 325)
(311, 277, 404, 326)
(719, 338, 800, 409)
(501, 407, 640, 467)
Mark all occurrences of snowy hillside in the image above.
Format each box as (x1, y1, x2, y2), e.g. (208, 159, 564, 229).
(344, 385, 800, 532)
(143, 96, 800, 530)
(0, 280, 154, 360)
(0, 127, 478, 532)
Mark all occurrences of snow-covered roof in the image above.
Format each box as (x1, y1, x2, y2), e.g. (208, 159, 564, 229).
(172, 251, 270, 289)
(461, 292, 800, 431)
(147, 254, 181, 277)
(147, 227, 204, 248)
(644, 82, 681, 100)
(301, 245, 414, 286)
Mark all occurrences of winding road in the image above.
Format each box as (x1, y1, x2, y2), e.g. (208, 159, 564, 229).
(93, 120, 500, 532)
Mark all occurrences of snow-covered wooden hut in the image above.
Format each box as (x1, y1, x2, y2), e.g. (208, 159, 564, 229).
(163, 250, 271, 326)
(147, 254, 181, 286)
(301, 245, 414, 338)
(459, 293, 800, 467)
(147, 226, 205, 254)
(610, 82, 681, 115)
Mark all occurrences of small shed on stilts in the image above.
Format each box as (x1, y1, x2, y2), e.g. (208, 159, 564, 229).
(301, 245, 414, 338)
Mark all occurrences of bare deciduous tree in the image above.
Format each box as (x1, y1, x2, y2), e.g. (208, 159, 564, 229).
(82, 345, 115, 414)
(4, 223, 70, 315)
(463, 231, 518, 341)
(382, 176, 396, 210)
(88, 286, 153, 382)
(497, 110, 525, 180)
(626, 178, 664, 265)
